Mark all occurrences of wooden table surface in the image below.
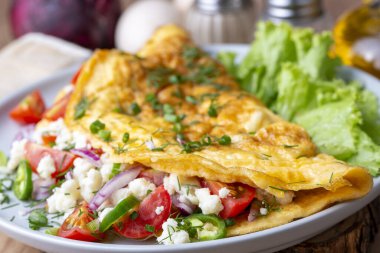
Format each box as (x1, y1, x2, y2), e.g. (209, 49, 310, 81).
(1, 0, 374, 253)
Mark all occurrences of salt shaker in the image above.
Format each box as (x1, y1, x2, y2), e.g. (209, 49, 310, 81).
(262, 0, 332, 31)
(185, 0, 256, 44)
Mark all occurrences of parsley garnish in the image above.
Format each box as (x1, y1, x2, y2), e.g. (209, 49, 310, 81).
(122, 132, 130, 143)
(98, 130, 111, 142)
(129, 102, 141, 116)
(90, 120, 105, 134)
(218, 135, 231, 145)
(208, 102, 218, 117)
(145, 224, 155, 233)
(74, 97, 89, 120)
(28, 209, 50, 230)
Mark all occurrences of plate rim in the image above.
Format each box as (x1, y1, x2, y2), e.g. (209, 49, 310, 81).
(0, 44, 379, 252)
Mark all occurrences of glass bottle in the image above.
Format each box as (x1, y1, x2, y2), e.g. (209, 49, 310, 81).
(333, 0, 380, 78)
(185, 0, 256, 44)
(262, 0, 332, 32)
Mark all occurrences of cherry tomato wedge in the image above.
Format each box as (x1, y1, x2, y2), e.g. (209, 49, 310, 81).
(204, 181, 256, 219)
(41, 134, 57, 147)
(71, 67, 82, 85)
(10, 90, 45, 124)
(25, 141, 76, 178)
(43, 91, 72, 121)
(58, 202, 103, 242)
(113, 185, 171, 239)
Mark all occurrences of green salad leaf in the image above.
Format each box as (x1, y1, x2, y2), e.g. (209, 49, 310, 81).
(219, 21, 380, 176)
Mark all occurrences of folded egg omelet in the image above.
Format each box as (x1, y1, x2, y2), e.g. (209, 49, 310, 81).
(64, 25, 372, 236)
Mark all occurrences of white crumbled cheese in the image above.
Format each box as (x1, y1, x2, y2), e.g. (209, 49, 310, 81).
(47, 179, 81, 213)
(111, 188, 131, 205)
(260, 208, 268, 216)
(36, 155, 56, 179)
(244, 111, 263, 132)
(6, 139, 27, 172)
(155, 205, 164, 215)
(55, 127, 73, 150)
(218, 187, 230, 198)
(72, 131, 88, 149)
(195, 188, 224, 215)
(60, 179, 81, 199)
(73, 158, 94, 181)
(128, 178, 156, 201)
(99, 154, 113, 182)
(163, 174, 199, 205)
(80, 169, 103, 202)
(32, 118, 65, 144)
(157, 218, 191, 245)
(99, 207, 113, 222)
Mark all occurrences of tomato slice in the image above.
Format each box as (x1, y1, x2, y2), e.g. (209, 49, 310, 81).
(41, 134, 57, 147)
(114, 185, 171, 239)
(205, 181, 256, 219)
(71, 67, 82, 85)
(10, 90, 46, 124)
(58, 202, 103, 242)
(43, 91, 72, 121)
(25, 141, 76, 178)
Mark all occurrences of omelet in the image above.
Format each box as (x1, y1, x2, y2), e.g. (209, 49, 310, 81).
(63, 25, 372, 236)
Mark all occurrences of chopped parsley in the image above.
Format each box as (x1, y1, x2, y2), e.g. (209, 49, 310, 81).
(145, 93, 162, 110)
(218, 135, 231, 145)
(145, 224, 155, 233)
(185, 95, 198, 104)
(74, 97, 89, 120)
(122, 132, 130, 143)
(98, 130, 111, 142)
(90, 120, 105, 134)
(28, 209, 50, 230)
(129, 102, 141, 116)
(208, 102, 218, 117)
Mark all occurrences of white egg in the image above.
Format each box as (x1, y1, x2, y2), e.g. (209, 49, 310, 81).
(115, 0, 181, 53)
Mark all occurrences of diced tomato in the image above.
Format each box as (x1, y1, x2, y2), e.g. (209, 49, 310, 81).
(41, 134, 57, 147)
(10, 90, 46, 124)
(25, 141, 76, 178)
(43, 91, 72, 121)
(205, 181, 256, 219)
(71, 67, 82, 85)
(114, 185, 171, 239)
(58, 202, 103, 242)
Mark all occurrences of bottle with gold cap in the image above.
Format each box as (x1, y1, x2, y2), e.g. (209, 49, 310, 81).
(333, 0, 380, 78)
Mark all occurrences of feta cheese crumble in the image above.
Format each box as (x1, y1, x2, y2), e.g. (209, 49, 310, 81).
(128, 178, 156, 201)
(218, 187, 230, 198)
(163, 174, 199, 205)
(36, 155, 56, 179)
(155, 205, 164, 215)
(6, 139, 27, 173)
(195, 188, 223, 215)
(260, 207, 268, 216)
(157, 218, 190, 245)
(47, 179, 81, 213)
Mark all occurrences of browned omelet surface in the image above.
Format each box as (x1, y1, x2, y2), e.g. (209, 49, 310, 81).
(64, 25, 372, 236)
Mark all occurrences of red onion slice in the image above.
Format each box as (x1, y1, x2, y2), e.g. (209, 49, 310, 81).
(71, 148, 102, 168)
(88, 166, 142, 210)
(248, 203, 260, 222)
(32, 178, 54, 201)
(172, 194, 196, 215)
(14, 124, 35, 142)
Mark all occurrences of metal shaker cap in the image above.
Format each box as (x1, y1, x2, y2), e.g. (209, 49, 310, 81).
(195, 0, 251, 13)
(266, 0, 323, 19)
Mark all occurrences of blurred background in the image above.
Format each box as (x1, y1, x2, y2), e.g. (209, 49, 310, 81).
(0, 0, 361, 48)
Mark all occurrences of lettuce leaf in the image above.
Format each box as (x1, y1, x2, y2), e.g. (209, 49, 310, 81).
(224, 21, 380, 175)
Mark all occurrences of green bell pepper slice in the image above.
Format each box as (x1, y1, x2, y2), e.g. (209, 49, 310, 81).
(185, 214, 226, 241)
(13, 160, 33, 200)
(99, 195, 139, 232)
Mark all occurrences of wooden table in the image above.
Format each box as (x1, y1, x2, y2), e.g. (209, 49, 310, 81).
(2, 0, 378, 252)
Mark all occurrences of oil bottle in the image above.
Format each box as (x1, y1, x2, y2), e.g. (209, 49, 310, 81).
(333, 0, 380, 78)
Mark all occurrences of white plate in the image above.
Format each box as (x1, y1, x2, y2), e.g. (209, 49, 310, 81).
(0, 45, 379, 253)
